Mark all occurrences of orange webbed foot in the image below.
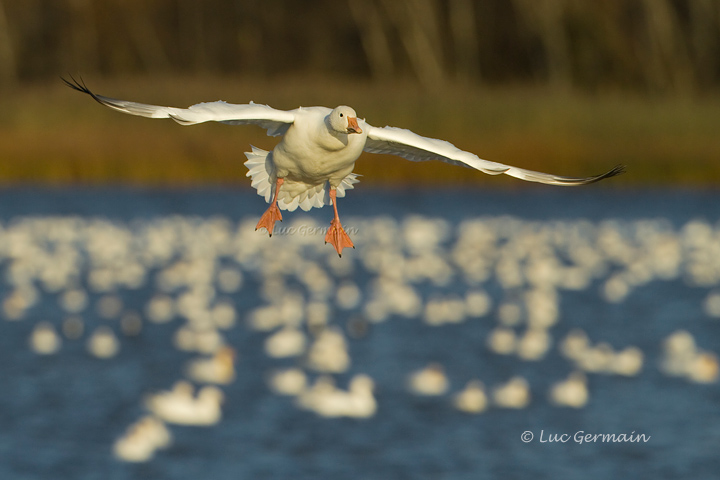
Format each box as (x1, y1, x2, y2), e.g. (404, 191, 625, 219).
(256, 203, 283, 237)
(325, 218, 354, 257)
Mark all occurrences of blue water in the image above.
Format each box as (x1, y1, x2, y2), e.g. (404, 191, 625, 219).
(0, 186, 719, 480)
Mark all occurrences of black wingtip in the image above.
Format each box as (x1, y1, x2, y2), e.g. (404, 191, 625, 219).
(592, 164, 626, 183)
(605, 164, 626, 178)
(61, 74, 107, 106)
(559, 164, 626, 186)
(61, 74, 89, 94)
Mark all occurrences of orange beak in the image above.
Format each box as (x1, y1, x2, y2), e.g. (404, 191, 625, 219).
(346, 116, 362, 134)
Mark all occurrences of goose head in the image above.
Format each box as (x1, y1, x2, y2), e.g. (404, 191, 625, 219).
(327, 106, 362, 135)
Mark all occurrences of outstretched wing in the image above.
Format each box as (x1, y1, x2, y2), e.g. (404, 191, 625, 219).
(63, 76, 296, 137)
(364, 124, 624, 186)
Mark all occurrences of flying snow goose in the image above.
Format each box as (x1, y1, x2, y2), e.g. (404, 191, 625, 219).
(63, 77, 624, 256)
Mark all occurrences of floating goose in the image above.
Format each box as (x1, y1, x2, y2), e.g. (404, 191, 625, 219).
(452, 380, 488, 414)
(548, 371, 588, 408)
(145, 383, 224, 426)
(113, 415, 172, 463)
(184, 346, 236, 385)
(86, 325, 120, 359)
(407, 362, 449, 396)
(267, 367, 308, 396)
(296, 374, 376, 418)
(64, 77, 624, 256)
(29, 321, 62, 355)
(492, 376, 531, 409)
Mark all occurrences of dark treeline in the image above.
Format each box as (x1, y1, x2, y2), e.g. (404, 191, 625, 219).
(1, 0, 719, 93)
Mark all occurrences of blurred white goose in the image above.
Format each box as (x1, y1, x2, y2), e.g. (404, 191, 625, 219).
(184, 346, 236, 385)
(407, 362, 449, 396)
(113, 415, 172, 463)
(548, 371, 588, 408)
(452, 380, 488, 414)
(145, 383, 224, 426)
(296, 374, 376, 418)
(492, 376, 531, 409)
(64, 77, 624, 256)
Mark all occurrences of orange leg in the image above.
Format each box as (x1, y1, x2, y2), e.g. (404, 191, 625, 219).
(324, 187, 354, 257)
(255, 177, 284, 237)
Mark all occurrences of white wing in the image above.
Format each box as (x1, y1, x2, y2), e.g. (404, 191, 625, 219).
(364, 124, 624, 186)
(63, 76, 296, 137)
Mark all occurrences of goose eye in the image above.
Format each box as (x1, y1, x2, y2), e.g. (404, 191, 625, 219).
(339, 113, 344, 117)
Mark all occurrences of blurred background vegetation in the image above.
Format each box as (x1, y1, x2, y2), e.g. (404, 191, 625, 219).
(0, 0, 719, 186)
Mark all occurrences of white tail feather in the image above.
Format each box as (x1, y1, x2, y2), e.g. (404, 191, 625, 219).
(244, 146, 360, 212)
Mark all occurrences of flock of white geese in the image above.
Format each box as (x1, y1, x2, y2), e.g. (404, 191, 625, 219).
(4, 213, 720, 462)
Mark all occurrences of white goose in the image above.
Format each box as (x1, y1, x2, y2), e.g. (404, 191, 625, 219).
(144, 383, 224, 426)
(64, 77, 624, 256)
